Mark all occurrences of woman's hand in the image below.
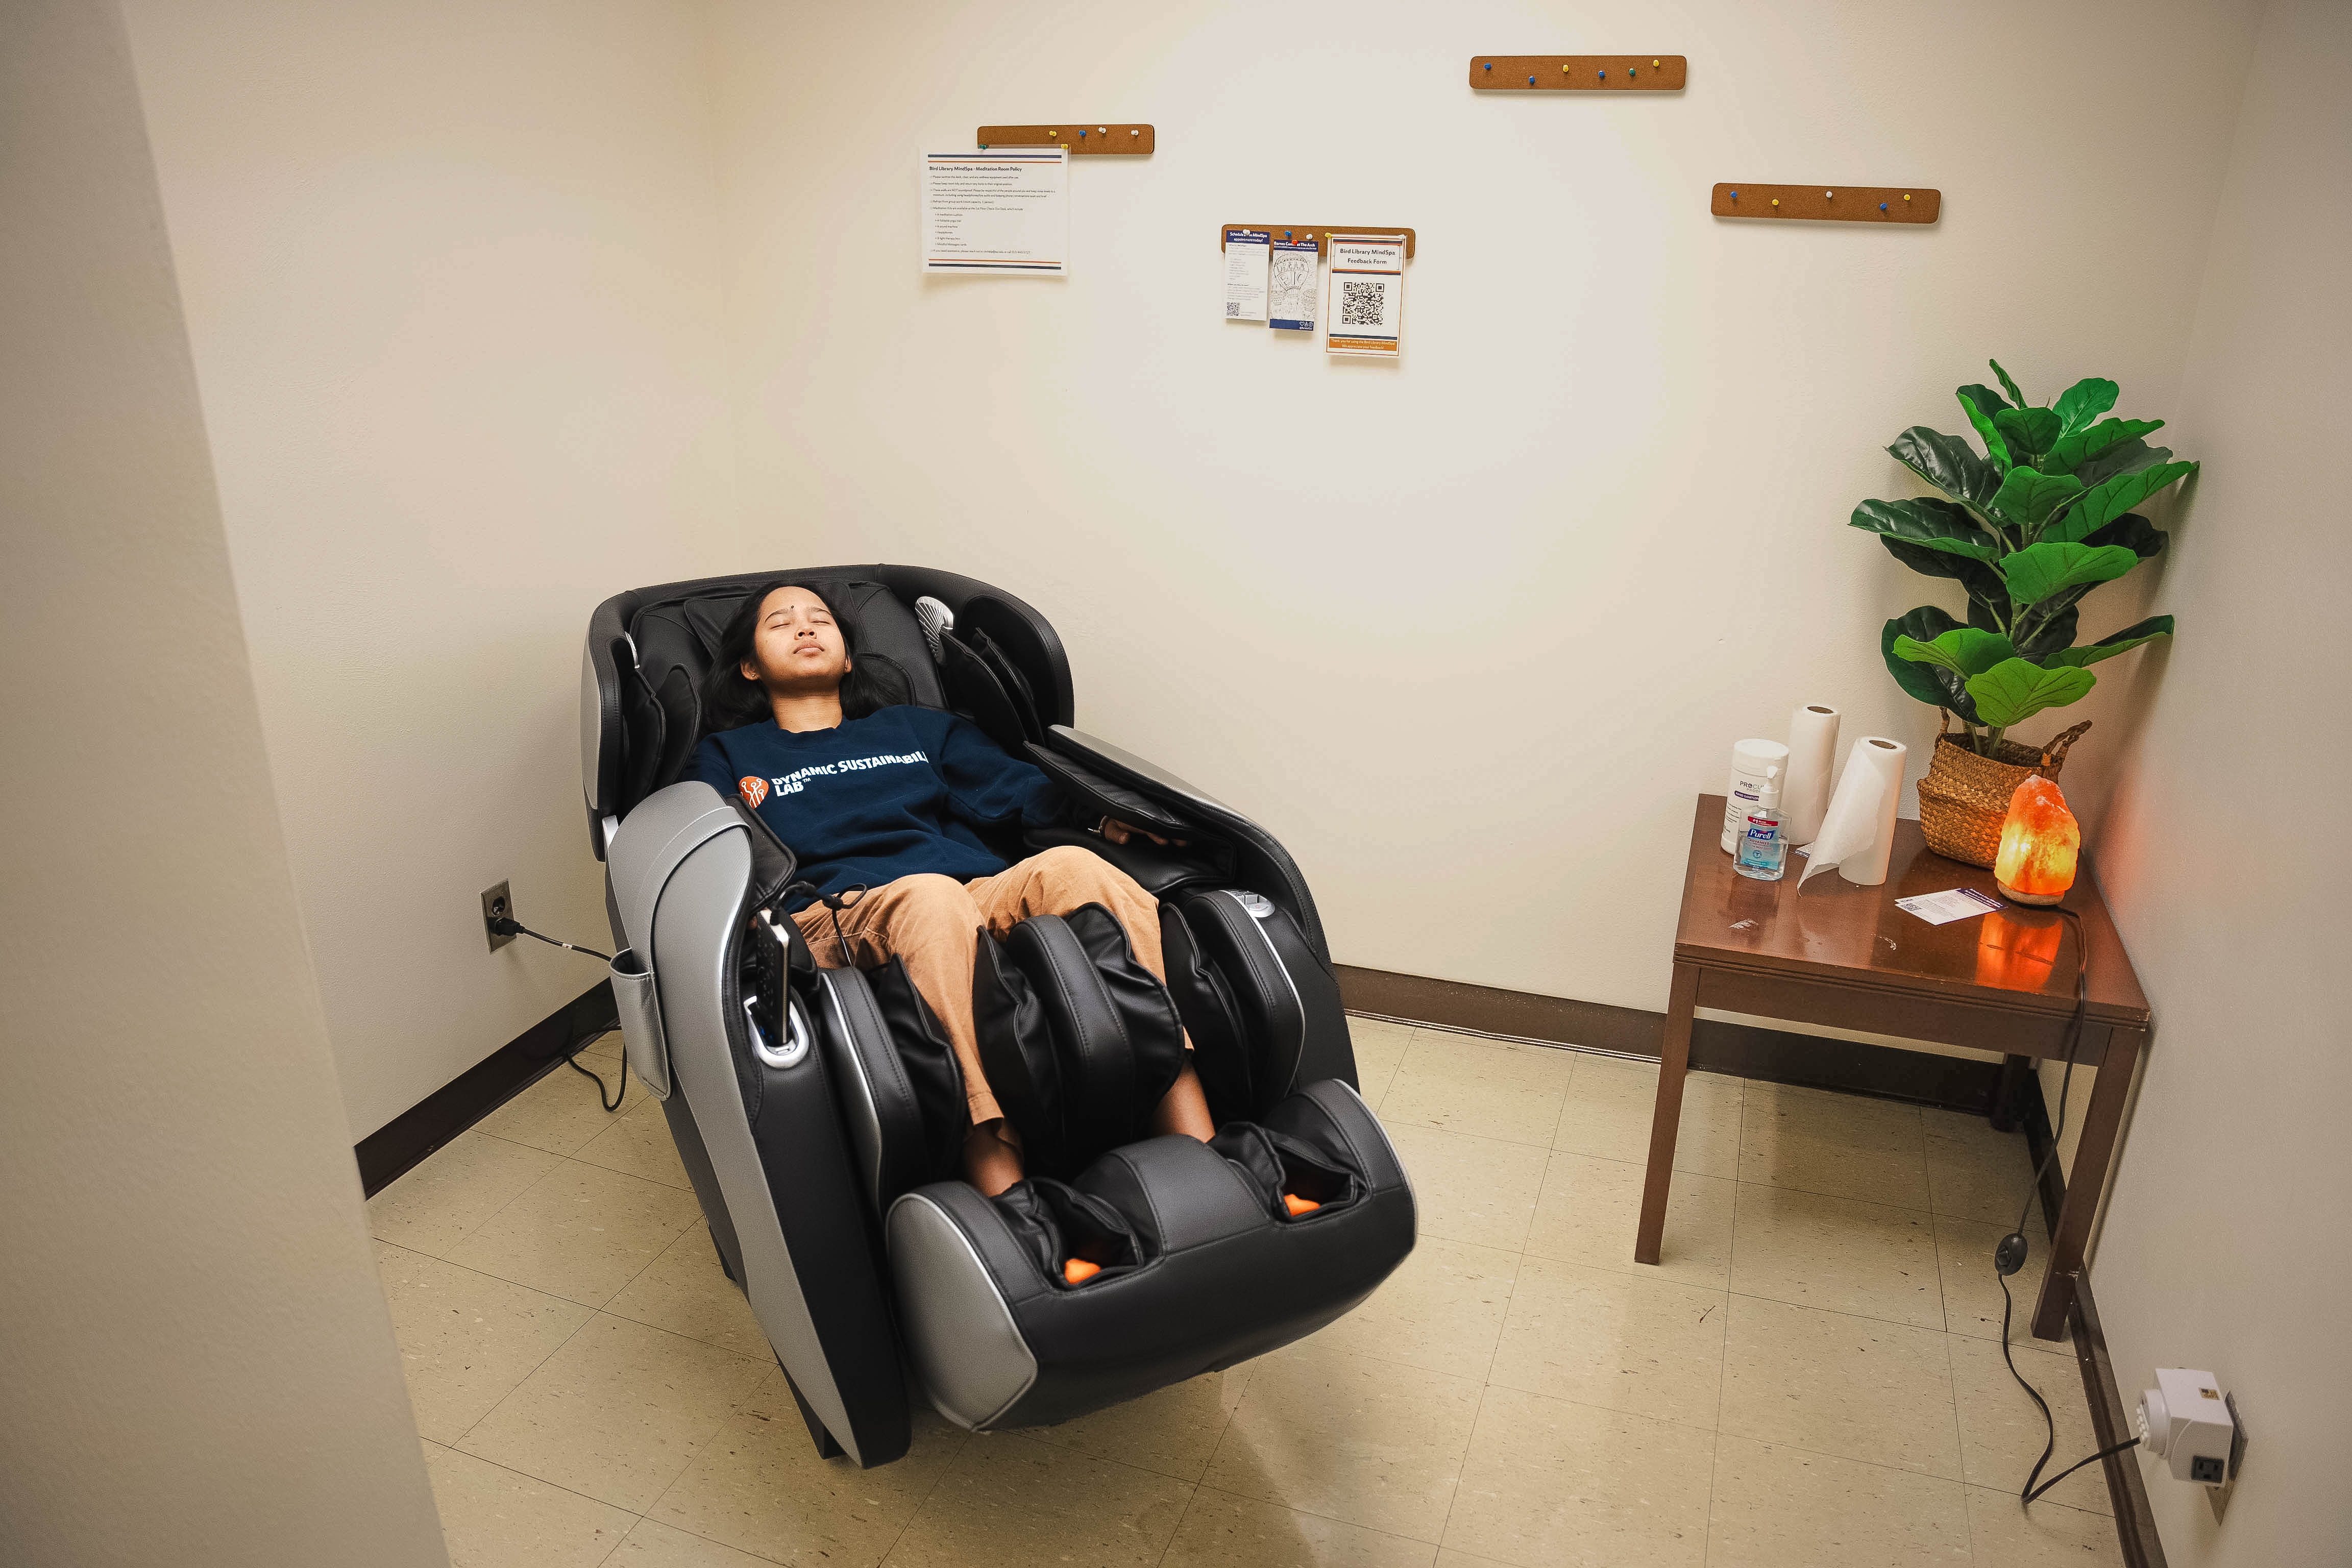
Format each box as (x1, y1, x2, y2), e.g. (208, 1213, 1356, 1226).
(1101, 817, 1185, 848)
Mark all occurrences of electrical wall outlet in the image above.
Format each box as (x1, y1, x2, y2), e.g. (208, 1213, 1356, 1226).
(2138, 1368, 2236, 1487)
(481, 880, 515, 951)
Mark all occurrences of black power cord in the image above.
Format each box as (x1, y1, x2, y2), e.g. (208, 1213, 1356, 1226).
(489, 915, 612, 964)
(490, 916, 626, 1113)
(1991, 902, 2140, 1504)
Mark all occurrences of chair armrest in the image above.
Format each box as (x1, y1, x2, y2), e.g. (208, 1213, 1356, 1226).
(1043, 726, 1330, 964)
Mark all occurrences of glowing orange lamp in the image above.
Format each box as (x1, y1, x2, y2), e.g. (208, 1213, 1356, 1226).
(1994, 775, 2079, 906)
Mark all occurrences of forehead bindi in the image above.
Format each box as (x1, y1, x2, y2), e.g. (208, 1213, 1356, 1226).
(762, 591, 831, 625)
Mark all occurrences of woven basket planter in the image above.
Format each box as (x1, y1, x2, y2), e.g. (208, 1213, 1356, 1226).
(1916, 713, 2092, 868)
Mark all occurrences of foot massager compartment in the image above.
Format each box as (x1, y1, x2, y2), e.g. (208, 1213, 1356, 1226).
(589, 567, 1415, 1465)
(889, 1082, 1411, 1431)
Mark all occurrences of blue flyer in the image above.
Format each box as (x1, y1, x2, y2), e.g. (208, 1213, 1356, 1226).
(1268, 236, 1319, 331)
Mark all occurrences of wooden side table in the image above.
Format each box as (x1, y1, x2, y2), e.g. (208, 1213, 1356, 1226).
(1638, 795, 2151, 1340)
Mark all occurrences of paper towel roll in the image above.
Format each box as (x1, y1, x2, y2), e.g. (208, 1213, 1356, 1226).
(1798, 736, 1908, 888)
(1782, 704, 1842, 845)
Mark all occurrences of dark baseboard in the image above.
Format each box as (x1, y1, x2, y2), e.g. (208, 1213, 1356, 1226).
(354, 981, 619, 1198)
(1337, 963, 2005, 1114)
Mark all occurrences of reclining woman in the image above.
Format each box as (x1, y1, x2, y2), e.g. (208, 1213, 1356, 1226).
(692, 581, 1215, 1197)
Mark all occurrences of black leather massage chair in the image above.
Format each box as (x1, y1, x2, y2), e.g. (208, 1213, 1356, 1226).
(579, 566, 1415, 1468)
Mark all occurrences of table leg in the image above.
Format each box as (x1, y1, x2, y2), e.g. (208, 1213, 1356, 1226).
(1989, 1054, 2031, 1132)
(1634, 962, 1701, 1266)
(2032, 1026, 2145, 1340)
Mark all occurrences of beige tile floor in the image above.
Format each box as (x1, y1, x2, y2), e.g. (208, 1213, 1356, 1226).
(367, 1020, 2122, 1567)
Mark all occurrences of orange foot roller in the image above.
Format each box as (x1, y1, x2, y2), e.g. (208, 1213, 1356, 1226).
(1062, 1258, 1102, 1284)
(1282, 1193, 1321, 1217)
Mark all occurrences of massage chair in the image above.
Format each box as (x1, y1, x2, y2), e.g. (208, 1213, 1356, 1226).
(580, 566, 1415, 1468)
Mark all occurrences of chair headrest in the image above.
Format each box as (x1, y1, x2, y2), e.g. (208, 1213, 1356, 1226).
(618, 579, 947, 800)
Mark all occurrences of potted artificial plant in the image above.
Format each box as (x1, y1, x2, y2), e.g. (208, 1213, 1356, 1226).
(1852, 360, 2198, 867)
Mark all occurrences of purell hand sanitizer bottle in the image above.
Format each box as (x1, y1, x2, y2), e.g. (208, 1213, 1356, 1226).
(1722, 740, 1789, 852)
(1735, 806, 1787, 881)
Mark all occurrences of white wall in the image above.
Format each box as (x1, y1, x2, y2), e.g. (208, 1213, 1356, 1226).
(0, 3, 445, 1561)
(117, 0, 742, 1137)
(2084, 0, 2352, 1557)
(710, 0, 2259, 1015)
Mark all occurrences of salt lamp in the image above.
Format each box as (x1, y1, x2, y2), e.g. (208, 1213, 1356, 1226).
(1994, 775, 2078, 906)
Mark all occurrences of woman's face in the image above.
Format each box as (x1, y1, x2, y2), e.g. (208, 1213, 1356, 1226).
(742, 585, 850, 694)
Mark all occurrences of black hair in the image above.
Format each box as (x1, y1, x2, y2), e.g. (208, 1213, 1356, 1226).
(698, 578, 912, 732)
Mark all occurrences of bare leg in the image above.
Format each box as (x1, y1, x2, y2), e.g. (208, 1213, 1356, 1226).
(1151, 1061, 1215, 1141)
(963, 1118, 1025, 1196)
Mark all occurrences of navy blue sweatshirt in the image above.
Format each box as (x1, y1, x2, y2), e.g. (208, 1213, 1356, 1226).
(692, 706, 1066, 906)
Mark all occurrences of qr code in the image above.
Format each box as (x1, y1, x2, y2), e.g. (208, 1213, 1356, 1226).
(1226, 301, 1240, 317)
(1338, 279, 1384, 327)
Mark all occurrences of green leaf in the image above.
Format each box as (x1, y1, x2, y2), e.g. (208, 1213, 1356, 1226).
(1990, 360, 2029, 410)
(1991, 469, 2085, 528)
(2047, 460, 2199, 543)
(1880, 537, 2007, 608)
(1996, 541, 2142, 607)
(2080, 512, 2167, 559)
(2053, 378, 2119, 434)
(2013, 601, 2081, 663)
(1888, 426, 2000, 509)
(1964, 658, 2097, 728)
(1882, 607, 1978, 720)
(2073, 440, 2176, 493)
(2044, 418, 2164, 476)
(1850, 497, 2001, 561)
(1957, 387, 2013, 469)
(1993, 406, 2065, 462)
(2044, 615, 2175, 668)
(1894, 628, 2017, 678)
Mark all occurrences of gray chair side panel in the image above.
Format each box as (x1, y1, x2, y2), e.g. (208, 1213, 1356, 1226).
(886, 1193, 1038, 1430)
(611, 780, 738, 957)
(651, 829, 863, 1459)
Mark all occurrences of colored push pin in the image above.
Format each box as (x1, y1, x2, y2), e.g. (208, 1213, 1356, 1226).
(1825, 190, 1834, 199)
(1771, 198, 1780, 207)
(1629, 67, 1636, 78)
(1652, 58, 1660, 65)
(1562, 64, 1570, 72)
(1528, 75, 1536, 85)
(1284, 230, 1293, 239)
(1903, 193, 1912, 203)
(1879, 202, 1888, 212)
(1484, 61, 1492, 71)
(1097, 126, 1107, 133)
(1598, 69, 1606, 78)
(1730, 190, 1738, 200)
(1078, 130, 1086, 138)
(1047, 129, 1057, 137)
(1129, 129, 1139, 137)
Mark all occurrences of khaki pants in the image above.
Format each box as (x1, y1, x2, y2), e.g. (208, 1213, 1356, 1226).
(791, 844, 1172, 1127)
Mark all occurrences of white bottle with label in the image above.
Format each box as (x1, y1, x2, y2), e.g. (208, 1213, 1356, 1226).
(1721, 740, 1790, 853)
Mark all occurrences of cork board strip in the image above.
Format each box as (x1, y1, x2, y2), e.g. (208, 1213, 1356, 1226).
(1711, 184, 1942, 224)
(1469, 56, 1687, 90)
(1217, 226, 1416, 260)
(977, 125, 1155, 154)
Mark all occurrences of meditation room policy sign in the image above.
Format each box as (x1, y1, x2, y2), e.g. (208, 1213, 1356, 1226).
(921, 146, 1069, 274)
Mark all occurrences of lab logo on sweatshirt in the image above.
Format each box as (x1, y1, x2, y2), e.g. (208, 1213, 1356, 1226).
(737, 775, 769, 808)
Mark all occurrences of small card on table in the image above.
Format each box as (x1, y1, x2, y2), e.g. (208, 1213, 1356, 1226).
(1895, 887, 2004, 925)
